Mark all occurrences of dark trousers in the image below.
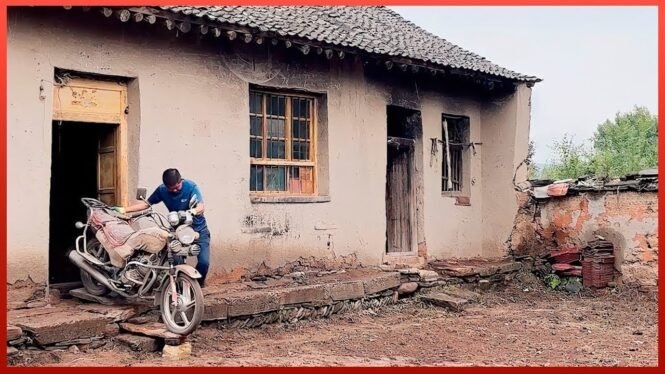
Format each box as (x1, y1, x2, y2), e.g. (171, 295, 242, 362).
(175, 227, 210, 287)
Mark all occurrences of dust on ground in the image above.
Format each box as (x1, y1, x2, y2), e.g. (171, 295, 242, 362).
(10, 272, 658, 367)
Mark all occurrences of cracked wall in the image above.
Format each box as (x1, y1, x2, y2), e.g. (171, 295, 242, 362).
(509, 191, 658, 287)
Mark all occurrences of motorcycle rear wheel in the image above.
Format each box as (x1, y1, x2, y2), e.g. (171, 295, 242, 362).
(160, 273, 204, 335)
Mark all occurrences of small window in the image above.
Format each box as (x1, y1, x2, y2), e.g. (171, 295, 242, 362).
(249, 89, 316, 195)
(442, 114, 470, 192)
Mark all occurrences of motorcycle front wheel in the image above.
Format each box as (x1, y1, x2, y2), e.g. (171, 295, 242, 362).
(80, 238, 109, 296)
(160, 273, 204, 335)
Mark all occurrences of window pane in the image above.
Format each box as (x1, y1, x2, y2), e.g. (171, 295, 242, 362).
(250, 165, 264, 191)
(266, 166, 286, 191)
(267, 140, 285, 159)
(268, 118, 285, 138)
(250, 138, 262, 158)
(249, 93, 262, 115)
(293, 98, 300, 118)
(250, 116, 262, 136)
(301, 100, 308, 119)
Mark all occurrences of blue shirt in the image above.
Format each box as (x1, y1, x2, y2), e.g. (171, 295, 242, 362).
(148, 179, 208, 232)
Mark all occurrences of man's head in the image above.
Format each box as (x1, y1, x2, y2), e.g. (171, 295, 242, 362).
(162, 168, 183, 193)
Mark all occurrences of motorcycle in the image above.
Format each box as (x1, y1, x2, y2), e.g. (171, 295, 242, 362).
(68, 188, 205, 335)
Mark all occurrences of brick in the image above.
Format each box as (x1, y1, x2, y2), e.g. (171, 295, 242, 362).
(274, 284, 327, 305)
(7, 325, 22, 341)
(362, 272, 401, 295)
(326, 281, 364, 301)
(421, 293, 469, 312)
(117, 333, 160, 352)
(223, 291, 280, 317)
(417, 270, 439, 282)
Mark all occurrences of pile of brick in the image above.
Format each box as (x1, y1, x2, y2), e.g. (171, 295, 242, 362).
(549, 247, 582, 277)
(582, 240, 615, 288)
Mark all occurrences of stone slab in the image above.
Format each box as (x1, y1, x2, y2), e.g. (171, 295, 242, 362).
(223, 291, 280, 317)
(203, 299, 229, 321)
(7, 325, 23, 341)
(421, 293, 469, 312)
(117, 333, 160, 352)
(274, 284, 327, 305)
(326, 281, 365, 301)
(76, 304, 138, 322)
(441, 287, 480, 302)
(69, 288, 122, 306)
(361, 272, 400, 295)
(119, 322, 181, 340)
(12, 309, 110, 345)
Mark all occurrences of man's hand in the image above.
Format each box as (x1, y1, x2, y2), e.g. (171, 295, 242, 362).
(187, 208, 198, 216)
(112, 206, 126, 214)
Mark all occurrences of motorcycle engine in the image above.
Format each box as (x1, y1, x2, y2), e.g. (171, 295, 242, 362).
(121, 252, 160, 285)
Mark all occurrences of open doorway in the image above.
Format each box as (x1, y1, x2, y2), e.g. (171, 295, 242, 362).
(48, 121, 118, 284)
(385, 106, 421, 254)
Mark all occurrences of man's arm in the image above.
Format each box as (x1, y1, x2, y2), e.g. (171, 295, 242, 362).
(189, 185, 205, 215)
(124, 201, 150, 213)
(114, 187, 160, 213)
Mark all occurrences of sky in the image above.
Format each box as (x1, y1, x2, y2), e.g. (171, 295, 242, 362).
(390, 6, 658, 164)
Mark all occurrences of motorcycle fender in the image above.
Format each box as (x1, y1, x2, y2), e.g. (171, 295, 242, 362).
(175, 264, 202, 279)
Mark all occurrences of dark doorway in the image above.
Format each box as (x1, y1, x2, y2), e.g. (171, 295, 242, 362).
(386, 106, 420, 253)
(49, 121, 117, 284)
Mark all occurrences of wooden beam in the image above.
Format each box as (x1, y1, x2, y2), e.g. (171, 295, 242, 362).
(243, 33, 252, 43)
(178, 22, 191, 33)
(255, 37, 263, 45)
(285, 40, 292, 48)
(227, 30, 237, 40)
(200, 24, 209, 35)
(385, 61, 393, 70)
(338, 51, 345, 59)
(212, 27, 221, 37)
(102, 7, 113, 18)
(165, 19, 176, 30)
(400, 64, 408, 72)
(116, 9, 131, 23)
(145, 14, 156, 24)
(81, 7, 91, 12)
(63, 6, 72, 10)
(316, 47, 323, 55)
(324, 49, 333, 59)
(411, 65, 419, 73)
(299, 45, 310, 55)
(133, 12, 144, 23)
(271, 38, 278, 46)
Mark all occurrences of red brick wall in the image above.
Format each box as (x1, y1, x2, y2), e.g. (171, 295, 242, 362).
(509, 191, 658, 287)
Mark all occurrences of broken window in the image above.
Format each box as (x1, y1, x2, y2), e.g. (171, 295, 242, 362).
(442, 114, 470, 192)
(249, 89, 316, 194)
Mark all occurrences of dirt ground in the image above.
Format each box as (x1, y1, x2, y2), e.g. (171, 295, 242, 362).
(10, 273, 659, 367)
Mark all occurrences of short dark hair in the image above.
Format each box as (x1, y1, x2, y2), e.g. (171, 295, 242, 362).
(162, 168, 181, 186)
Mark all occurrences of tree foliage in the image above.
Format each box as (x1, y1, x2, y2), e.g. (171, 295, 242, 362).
(540, 106, 658, 180)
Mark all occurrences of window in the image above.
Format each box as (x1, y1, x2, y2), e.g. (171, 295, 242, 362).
(442, 114, 469, 192)
(249, 90, 316, 194)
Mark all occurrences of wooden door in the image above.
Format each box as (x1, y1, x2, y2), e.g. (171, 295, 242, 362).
(386, 143, 413, 253)
(97, 127, 117, 205)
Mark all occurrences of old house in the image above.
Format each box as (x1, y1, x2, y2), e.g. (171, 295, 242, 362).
(7, 6, 539, 287)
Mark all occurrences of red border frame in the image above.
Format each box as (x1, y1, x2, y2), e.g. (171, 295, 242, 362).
(0, 0, 662, 371)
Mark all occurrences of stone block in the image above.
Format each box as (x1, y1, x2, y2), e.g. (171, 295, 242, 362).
(274, 284, 327, 305)
(203, 299, 229, 321)
(162, 342, 192, 360)
(421, 293, 469, 312)
(117, 333, 160, 352)
(362, 272, 400, 295)
(397, 282, 418, 295)
(326, 281, 365, 301)
(417, 270, 439, 282)
(223, 291, 280, 317)
(14, 310, 110, 345)
(7, 325, 22, 341)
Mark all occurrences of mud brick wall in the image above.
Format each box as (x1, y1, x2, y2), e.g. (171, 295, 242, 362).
(509, 191, 658, 287)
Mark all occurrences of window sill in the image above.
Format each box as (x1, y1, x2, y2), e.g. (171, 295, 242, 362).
(441, 193, 471, 206)
(250, 195, 331, 204)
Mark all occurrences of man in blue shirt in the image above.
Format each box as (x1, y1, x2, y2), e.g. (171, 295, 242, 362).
(114, 168, 211, 287)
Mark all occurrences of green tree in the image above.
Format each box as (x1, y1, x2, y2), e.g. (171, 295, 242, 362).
(541, 134, 592, 180)
(539, 106, 658, 180)
(590, 106, 658, 177)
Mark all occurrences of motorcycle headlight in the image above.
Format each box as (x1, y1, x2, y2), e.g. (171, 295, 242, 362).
(168, 211, 180, 227)
(175, 226, 196, 245)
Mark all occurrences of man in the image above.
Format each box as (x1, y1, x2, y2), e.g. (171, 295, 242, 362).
(114, 168, 210, 287)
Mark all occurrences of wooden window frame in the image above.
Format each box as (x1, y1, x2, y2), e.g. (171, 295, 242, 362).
(249, 89, 318, 196)
(441, 114, 469, 195)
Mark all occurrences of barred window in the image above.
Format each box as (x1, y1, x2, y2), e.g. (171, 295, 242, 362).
(249, 90, 316, 194)
(442, 114, 470, 192)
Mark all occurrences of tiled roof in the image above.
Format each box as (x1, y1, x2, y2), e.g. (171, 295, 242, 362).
(160, 6, 540, 83)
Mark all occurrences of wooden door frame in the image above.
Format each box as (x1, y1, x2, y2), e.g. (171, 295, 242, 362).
(52, 77, 128, 206)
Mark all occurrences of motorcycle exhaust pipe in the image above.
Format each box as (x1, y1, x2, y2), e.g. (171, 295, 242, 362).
(68, 250, 119, 294)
